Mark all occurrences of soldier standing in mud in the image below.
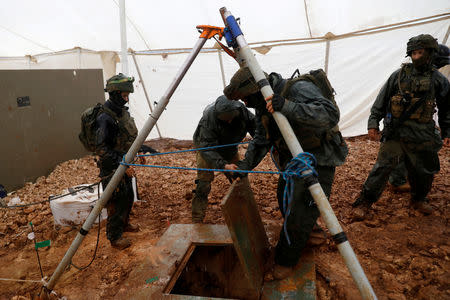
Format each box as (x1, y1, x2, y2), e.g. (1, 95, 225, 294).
(191, 96, 255, 223)
(386, 43, 450, 193)
(95, 74, 155, 249)
(353, 34, 450, 219)
(223, 67, 348, 280)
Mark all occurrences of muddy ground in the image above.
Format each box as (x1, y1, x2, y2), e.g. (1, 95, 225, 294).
(0, 136, 448, 300)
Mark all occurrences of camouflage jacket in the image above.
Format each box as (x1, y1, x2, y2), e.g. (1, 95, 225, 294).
(238, 72, 348, 171)
(95, 100, 138, 176)
(368, 64, 450, 144)
(193, 96, 256, 169)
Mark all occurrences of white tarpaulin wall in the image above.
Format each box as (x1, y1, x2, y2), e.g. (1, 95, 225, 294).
(125, 18, 449, 139)
(0, 1, 449, 139)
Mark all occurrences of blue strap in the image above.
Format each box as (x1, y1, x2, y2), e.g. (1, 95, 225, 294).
(123, 141, 318, 246)
(270, 147, 317, 245)
(138, 141, 249, 157)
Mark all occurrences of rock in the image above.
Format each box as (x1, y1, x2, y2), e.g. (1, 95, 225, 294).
(60, 226, 72, 234)
(11, 296, 30, 300)
(24, 207, 35, 214)
(384, 263, 399, 274)
(416, 285, 440, 300)
(387, 293, 407, 300)
(184, 192, 193, 200)
(409, 256, 429, 272)
(263, 207, 273, 214)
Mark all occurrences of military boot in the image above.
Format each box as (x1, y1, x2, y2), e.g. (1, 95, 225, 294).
(411, 199, 433, 215)
(273, 264, 293, 280)
(192, 180, 211, 223)
(111, 237, 131, 250)
(307, 223, 327, 246)
(351, 196, 373, 221)
(124, 223, 140, 232)
(389, 182, 411, 193)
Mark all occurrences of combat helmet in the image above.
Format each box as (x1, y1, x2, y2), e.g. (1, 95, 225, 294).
(406, 34, 438, 56)
(224, 67, 268, 100)
(105, 73, 135, 93)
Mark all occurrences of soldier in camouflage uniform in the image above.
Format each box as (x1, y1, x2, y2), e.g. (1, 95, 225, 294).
(96, 73, 143, 249)
(192, 96, 255, 223)
(387, 43, 450, 193)
(353, 34, 450, 219)
(224, 67, 348, 280)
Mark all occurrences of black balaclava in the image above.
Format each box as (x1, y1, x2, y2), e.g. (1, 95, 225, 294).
(109, 91, 127, 107)
(243, 91, 266, 111)
(412, 49, 433, 72)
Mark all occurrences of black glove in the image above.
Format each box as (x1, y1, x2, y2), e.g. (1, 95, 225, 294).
(139, 145, 158, 154)
(271, 94, 285, 111)
(231, 170, 248, 179)
(224, 171, 234, 183)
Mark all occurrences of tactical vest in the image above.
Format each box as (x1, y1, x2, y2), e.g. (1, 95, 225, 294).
(390, 63, 436, 123)
(279, 69, 340, 149)
(103, 106, 138, 153)
(79, 103, 137, 154)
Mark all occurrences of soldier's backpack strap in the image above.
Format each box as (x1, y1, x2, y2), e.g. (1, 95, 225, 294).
(281, 68, 340, 133)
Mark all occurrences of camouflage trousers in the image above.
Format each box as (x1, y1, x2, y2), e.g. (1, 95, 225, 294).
(192, 152, 239, 222)
(101, 173, 134, 242)
(389, 160, 408, 186)
(275, 166, 335, 267)
(362, 139, 440, 203)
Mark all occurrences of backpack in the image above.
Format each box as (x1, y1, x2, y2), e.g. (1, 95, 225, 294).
(281, 68, 336, 105)
(281, 68, 341, 143)
(79, 103, 113, 152)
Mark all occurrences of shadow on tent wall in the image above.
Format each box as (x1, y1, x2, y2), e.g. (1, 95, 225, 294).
(0, 69, 104, 191)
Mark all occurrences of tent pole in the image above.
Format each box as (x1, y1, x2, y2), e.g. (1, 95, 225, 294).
(131, 51, 162, 138)
(77, 47, 81, 69)
(119, 0, 129, 75)
(220, 7, 377, 300)
(45, 35, 210, 293)
(217, 49, 227, 88)
(442, 24, 450, 44)
(324, 40, 330, 75)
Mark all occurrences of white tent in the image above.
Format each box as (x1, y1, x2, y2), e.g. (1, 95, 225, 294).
(1, 0, 449, 139)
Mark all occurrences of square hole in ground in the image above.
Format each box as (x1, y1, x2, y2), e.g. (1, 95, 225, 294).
(167, 243, 257, 299)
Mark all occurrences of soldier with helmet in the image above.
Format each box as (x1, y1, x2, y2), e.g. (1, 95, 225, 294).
(223, 67, 348, 280)
(191, 96, 255, 223)
(352, 34, 450, 219)
(95, 73, 143, 249)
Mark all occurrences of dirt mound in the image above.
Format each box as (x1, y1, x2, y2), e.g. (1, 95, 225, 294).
(0, 136, 448, 299)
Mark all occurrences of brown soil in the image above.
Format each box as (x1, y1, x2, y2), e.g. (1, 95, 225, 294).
(0, 136, 449, 300)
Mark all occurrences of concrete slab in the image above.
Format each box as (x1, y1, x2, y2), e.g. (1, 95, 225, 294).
(262, 249, 316, 300)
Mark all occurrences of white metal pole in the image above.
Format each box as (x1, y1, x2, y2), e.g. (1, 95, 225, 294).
(442, 24, 450, 44)
(324, 40, 330, 75)
(119, 0, 129, 75)
(131, 51, 163, 138)
(218, 49, 227, 88)
(220, 7, 377, 300)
